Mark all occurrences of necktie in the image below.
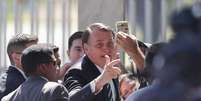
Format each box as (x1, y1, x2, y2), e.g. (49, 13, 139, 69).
(106, 80, 116, 101)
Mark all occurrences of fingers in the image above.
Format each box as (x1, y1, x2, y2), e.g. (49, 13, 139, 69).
(112, 66, 121, 76)
(107, 59, 120, 67)
(117, 31, 127, 39)
(105, 58, 121, 78)
(116, 32, 128, 46)
(104, 55, 121, 78)
(105, 55, 111, 65)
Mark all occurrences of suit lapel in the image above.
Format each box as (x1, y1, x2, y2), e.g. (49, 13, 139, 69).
(81, 56, 101, 81)
(81, 56, 120, 101)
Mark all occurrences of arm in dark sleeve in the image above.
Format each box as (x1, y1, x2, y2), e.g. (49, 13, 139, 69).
(63, 69, 96, 101)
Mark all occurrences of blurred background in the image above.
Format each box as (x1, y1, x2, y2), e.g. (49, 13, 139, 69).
(0, 0, 197, 68)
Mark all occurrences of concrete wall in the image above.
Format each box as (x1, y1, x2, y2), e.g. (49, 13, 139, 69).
(78, 0, 124, 30)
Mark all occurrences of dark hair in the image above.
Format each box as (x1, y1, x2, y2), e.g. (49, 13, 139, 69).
(21, 44, 54, 75)
(7, 34, 38, 65)
(143, 42, 167, 83)
(82, 23, 114, 44)
(119, 73, 138, 90)
(169, 6, 200, 36)
(68, 31, 83, 49)
(47, 43, 59, 53)
(46, 43, 61, 67)
(155, 39, 201, 87)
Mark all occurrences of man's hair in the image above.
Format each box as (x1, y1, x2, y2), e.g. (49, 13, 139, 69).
(68, 31, 83, 49)
(119, 73, 138, 85)
(143, 42, 167, 83)
(46, 43, 61, 67)
(21, 44, 54, 75)
(82, 23, 114, 44)
(169, 6, 200, 36)
(7, 34, 38, 65)
(46, 43, 59, 53)
(155, 39, 201, 87)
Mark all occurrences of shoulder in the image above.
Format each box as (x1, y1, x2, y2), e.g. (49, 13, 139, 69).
(42, 82, 69, 99)
(6, 66, 24, 79)
(68, 60, 83, 72)
(43, 82, 64, 90)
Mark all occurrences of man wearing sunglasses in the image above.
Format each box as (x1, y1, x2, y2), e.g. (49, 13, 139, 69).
(2, 44, 69, 101)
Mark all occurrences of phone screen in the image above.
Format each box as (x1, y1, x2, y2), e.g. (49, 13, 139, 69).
(115, 21, 129, 34)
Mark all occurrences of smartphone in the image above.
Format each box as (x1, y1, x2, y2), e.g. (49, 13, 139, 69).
(115, 21, 132, 70)
(115, 21, 129, 34)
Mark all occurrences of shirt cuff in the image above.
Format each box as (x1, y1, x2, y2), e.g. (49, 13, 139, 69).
(90, 80, 96, 93)
(90, 79, 103, 95)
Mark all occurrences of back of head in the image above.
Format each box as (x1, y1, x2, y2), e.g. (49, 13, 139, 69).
(170, 3, 201, 38)
(21, 44, 54, 75)
(143, 42, 167, 83)
(82, 23, 114, 44)
(154, 39, 201, 88)
(7, 34, 38, 65)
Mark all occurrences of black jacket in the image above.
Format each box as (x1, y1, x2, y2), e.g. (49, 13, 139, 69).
(0, 66, 26, 99)
(64, 56, 120, 101)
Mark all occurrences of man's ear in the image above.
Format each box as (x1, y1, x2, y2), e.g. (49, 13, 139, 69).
(37, 64, 48, 74)
(83, 43, 88, 52)
(67, 50, 70, 57)
(11, 53, 20, 64)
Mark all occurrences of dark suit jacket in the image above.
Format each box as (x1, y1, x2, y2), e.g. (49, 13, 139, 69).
(64, 56, 120, 101)
(1, 76, 69, 101)
(0, 66, 26, 99)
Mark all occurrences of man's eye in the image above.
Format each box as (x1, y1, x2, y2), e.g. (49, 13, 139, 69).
(76, 48, 82, 51)
(95, 44, 102, 48)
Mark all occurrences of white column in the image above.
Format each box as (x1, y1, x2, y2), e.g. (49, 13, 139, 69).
(69, 0, 78, 33)
(61, 0, 78, 63)
(144, 0, 152, 43)
(62, 0, 70, 63)
(128, 0, 137, 35)
(0, 0, 7, 67)
(47, 0, 55, 44)
(160, 0, 167, 41)
(13, 0, 22, 34)
(30, 0, 39, 35)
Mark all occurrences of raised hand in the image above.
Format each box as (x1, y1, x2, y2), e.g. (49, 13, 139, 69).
(115, 32, 145, 71)
(116, 31, 138, 54)
(95, 55, 121, 92)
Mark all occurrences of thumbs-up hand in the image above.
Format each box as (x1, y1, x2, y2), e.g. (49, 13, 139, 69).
(94, 55, 121, 92)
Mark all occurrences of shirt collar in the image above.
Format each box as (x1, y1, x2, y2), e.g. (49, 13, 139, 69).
(95, 64, 103, 73)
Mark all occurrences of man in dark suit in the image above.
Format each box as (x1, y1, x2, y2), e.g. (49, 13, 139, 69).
(0, 34, 38, 99)
(64, 23, 121, 101)
(2, 44, 69, 101)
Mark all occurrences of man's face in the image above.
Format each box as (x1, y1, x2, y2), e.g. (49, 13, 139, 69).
(45, 55, 58, 81)
(120, 78, 137, 99)
(54, 51, 61, 67)
(84, 30, 115, 68)
(68, 38, 84, 64)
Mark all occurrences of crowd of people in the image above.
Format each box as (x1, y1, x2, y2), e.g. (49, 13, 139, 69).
(0, 2, 201, 101)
